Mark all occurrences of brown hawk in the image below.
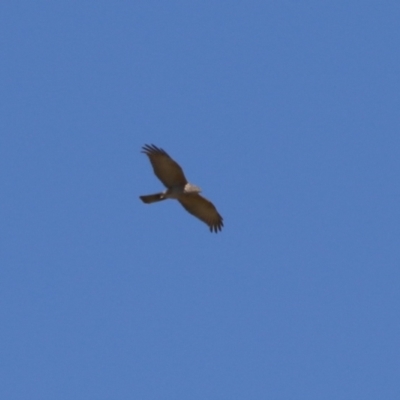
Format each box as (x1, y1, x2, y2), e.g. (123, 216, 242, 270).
(139, 144, 223, 233)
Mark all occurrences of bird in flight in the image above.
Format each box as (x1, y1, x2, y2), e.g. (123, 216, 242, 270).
(139, 144, 223, 233)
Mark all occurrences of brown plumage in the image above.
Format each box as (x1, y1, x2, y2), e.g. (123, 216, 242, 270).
(139, 144, 223, 233)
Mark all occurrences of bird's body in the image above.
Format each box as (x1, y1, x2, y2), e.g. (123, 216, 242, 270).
(139, 144, 223, 233)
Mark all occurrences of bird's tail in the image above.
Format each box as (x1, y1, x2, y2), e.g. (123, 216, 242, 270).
(139, 193, 166, 204)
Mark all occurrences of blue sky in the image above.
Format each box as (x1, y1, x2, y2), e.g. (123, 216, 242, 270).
(1, 2, 399, 399)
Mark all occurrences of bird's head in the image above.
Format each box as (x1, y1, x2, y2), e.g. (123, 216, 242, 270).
(184, 183, 202, 193)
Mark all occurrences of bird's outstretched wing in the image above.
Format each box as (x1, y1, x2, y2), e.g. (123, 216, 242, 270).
(178, 193, 223, 233)
(141, 144, 187, 188)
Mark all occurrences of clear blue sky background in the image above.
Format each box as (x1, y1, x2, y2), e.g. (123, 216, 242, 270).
(1, 2, 399, 399)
